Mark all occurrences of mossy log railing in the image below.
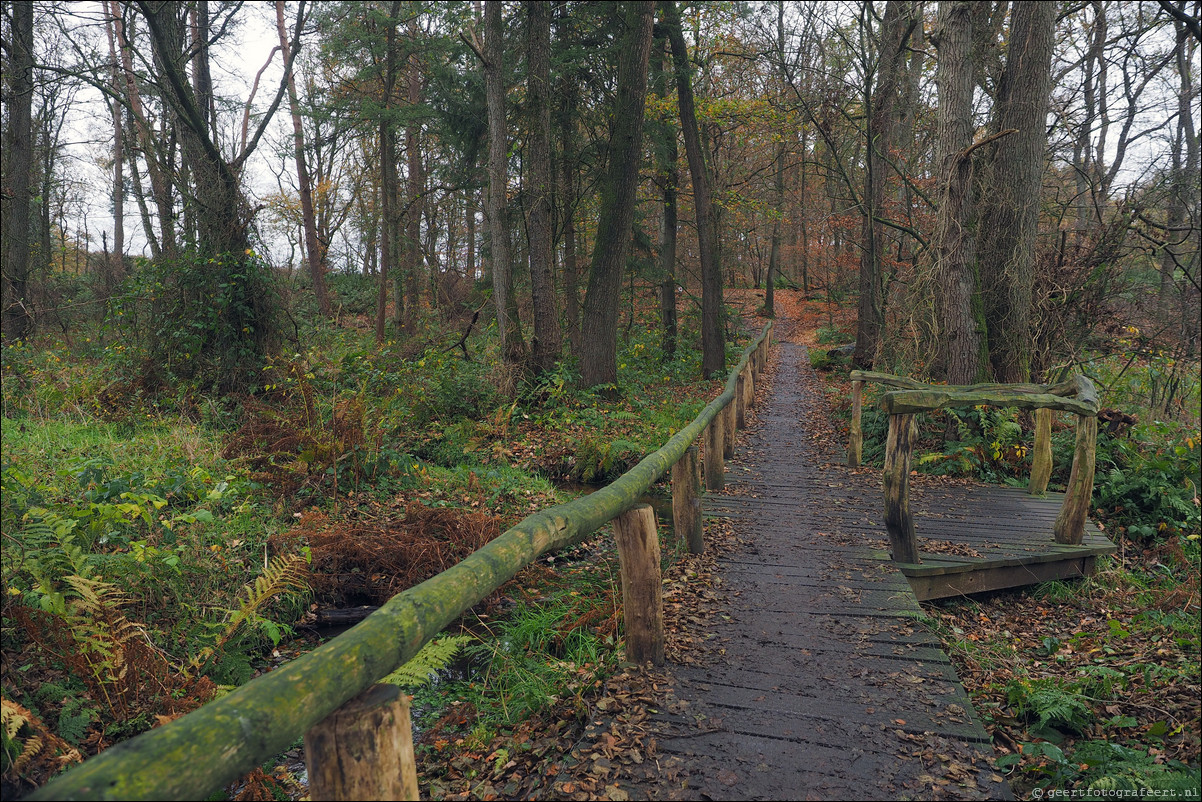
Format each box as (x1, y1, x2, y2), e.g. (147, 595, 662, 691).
(846, 371, 1099, 562)
(31, 324, 772, 802)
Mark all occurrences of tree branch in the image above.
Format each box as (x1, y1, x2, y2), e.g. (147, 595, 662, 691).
(958, 128, 1018, 161)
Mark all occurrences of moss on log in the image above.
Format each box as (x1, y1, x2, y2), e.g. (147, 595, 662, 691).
(850, 370, 1096, 405)
(30, 326, 771, 802)
(883, 388, 1097, 417)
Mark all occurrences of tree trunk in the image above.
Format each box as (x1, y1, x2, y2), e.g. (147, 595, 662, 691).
(558, 73, 582, 358)
(853, 0, 916, 369)
(375, 2, 402, 342)
(117, 2, 177, 254)
(1162, 13, 1200, 355)
(764, 0, 786, 319)
(931, 1, 982, 384)
(661, 0, 724, 378)
(485, 0, 526, 367)
(978, 0, 1056, 383)
(578, 2, 655, 387)
(651, 36, 679, 357)
(1, 0, 34, 342)
(526, 0, 562, 373)
(104, 8, 127, 292)
(276, 0, 332, 317)
(403, 17, 425, 332)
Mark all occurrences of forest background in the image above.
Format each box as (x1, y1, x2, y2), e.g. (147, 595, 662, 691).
(1, 1, 1199, 799)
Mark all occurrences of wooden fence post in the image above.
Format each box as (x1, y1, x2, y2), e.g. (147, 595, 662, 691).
(882, 413, 920, 563)
(847, 379, 863, 467)
(1028, 407, 1052, 496)
(704, 418, 724, 491)
(746, 361, 756, 409)
(723, 400, 736, 458)
(672, 446, 704, 553)
(613, 504, 665, 665)
(1053, 414, 1097, 545)
(304, 684, 418, 802)
(735, 372, 747, 429)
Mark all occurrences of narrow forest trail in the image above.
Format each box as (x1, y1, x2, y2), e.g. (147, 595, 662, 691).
(623, 309, 1014, 801)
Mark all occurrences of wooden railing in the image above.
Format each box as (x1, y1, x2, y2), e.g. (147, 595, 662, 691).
(31, 323, 772, 802)
(846, 370, 1099, 564)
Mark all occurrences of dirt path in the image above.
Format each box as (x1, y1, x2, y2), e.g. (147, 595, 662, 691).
(616, 308, 1013, 801)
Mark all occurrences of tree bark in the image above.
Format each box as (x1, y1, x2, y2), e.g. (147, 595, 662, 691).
(651, 36, 679, 357)
(558, 72, 582, 358)
(672, 446, 703, 553)
(485, 0, 526, 366)
(764, 0, 786, 319)
(977, 0, 1056, 383)
(854, 1, 916, 369)
(931, 1, 983, 384)
(104, 7, 127, 291)
(375, 3, 402, 342)
(403, 16, 425, 332)
(114, 3, 176, 255)
(662, 0, 724, 378)
(579, 2, 655, 387)
(1, 0, 34, 342)
(304, 684, 418, 801)
(883, 414, 920, 563)
(526, 0, 562, 373)
(613, 505, 665, 665)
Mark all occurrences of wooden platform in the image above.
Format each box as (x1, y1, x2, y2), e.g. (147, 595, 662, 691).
(639, 341, 1016, 800)
(887, 485, 1118, 601)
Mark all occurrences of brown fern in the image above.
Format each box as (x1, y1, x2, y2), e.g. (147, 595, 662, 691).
(1, 697, 82, 789)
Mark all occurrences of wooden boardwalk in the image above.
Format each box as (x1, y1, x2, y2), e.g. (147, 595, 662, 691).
(643, 341, 1017, 800)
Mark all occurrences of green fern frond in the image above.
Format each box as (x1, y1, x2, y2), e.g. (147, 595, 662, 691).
(193, 553, 309, 671)
(381, 634, 473, 688)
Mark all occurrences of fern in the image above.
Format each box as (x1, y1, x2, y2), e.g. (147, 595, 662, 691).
(1, 697, 82, 780)
(1075, 740, 1202, 797)
(1007, 677, 1094, 734)
(381, 634, 473, 688)
(55, 699, 95, 746)
(1, 698, 40, 776)
(58, 574, 148, 716)
(192, 553, 308, 672)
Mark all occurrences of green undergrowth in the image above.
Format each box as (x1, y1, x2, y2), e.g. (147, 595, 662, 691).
(1, 290, 751, 795)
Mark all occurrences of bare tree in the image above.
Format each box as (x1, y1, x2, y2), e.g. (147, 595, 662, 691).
(276, 0, 331, 316)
